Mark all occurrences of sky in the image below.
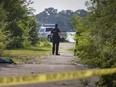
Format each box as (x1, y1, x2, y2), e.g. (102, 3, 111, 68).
(29, 0, 88, 14)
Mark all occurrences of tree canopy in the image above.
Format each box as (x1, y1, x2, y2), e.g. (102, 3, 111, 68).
(0, 0, 38, 50)
(36, 7, 88, 32)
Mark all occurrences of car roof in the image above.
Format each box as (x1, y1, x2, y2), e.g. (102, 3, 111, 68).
(41, 24, 55, 28)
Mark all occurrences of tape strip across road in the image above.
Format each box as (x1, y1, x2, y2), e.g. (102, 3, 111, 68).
(0, 68, 116, 86)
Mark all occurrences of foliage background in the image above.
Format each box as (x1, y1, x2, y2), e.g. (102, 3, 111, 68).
(36, 7, 88, 32)
(72, 0, 116, 87)
(0, 0, 39, 50)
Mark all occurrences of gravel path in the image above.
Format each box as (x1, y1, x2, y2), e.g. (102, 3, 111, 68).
(0, 43, 98, 87)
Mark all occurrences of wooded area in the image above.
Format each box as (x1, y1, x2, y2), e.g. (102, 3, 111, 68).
(0, 0, 38, 51)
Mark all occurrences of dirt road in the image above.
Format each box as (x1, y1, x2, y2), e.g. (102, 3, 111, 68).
(0, 43, 98, 87)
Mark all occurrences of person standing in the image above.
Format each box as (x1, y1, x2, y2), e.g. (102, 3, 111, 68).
(51, 24, 60, 55)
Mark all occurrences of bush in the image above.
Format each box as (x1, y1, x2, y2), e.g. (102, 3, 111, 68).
(0, 5, 8, 56)
(72, 0, 116, 86)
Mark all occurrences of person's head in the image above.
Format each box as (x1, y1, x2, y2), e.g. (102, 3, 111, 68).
(55, 24, 58, 28)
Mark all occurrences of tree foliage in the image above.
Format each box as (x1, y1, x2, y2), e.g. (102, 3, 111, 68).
(0, 0, 38, 49)
(0, 5, 8, 55)
(36, 7, 88, 32)
(72, 0, 116, 87)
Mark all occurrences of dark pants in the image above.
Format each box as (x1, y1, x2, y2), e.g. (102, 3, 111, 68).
(52, 41, 59, 55)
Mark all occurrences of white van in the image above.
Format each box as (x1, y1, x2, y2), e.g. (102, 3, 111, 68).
(38, 24, 55, 41)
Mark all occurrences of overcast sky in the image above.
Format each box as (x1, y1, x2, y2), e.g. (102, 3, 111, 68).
(29, 0, 88, 14)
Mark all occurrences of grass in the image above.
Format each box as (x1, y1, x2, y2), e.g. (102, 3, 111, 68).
(2, 46, 51, 63)
(4, 47, 51, 56)
(68, 48, 75, 51)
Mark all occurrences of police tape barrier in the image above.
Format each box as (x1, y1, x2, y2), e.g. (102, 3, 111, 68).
(0, 68, 116, 86)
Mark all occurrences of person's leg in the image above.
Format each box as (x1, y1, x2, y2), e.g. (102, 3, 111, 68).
(52, 42, 55, 55)
(56, 42, 59, 55)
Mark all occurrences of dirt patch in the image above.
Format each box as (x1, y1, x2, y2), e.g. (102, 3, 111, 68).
(0, 43, 99, 87)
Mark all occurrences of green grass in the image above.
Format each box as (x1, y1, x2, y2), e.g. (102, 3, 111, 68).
(68, 48, 75, 52)
(4, 47, 51, 56)
(3, 46, 51, 63)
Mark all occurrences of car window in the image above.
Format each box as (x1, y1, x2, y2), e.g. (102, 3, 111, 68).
(40, 29, 44, 32)
(46, 28, 53, 32)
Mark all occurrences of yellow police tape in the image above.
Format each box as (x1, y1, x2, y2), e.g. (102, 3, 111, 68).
(0, 68, 116, 86)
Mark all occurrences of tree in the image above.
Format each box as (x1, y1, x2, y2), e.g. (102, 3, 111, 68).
(0, 4, 9, 55)
(0, 0, 38, 49)
(36, 7, 88, 32)
(29, 17, 39, 45)
(45, 7, 58, 15)
(73, 0, 116, 87)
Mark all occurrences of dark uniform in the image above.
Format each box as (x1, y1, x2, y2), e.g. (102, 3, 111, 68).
(51, 24, 60, 55)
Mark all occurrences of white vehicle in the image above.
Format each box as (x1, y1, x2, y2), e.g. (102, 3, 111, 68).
(38, 24, 55, 41)
(66, 32, 76, 42)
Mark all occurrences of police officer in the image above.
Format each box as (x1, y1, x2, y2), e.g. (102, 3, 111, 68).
(51, 24, 60, 55)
